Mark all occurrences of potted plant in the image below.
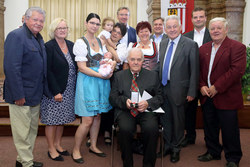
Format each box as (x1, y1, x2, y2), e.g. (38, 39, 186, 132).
(242, 45, 250, 101)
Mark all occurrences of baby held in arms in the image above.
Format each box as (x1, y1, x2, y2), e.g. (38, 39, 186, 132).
(98, 52, 116, 77)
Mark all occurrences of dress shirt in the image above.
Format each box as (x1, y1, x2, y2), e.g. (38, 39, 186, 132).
(207, 43, 221, 87)
(163, 34, 181, 80)
(193, 27, 205, 47)
(153, 33, 164, 61)
(153, 33, 164, 51)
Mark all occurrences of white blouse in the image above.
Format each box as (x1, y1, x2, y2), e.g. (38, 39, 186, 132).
(73, 38, 103, 62)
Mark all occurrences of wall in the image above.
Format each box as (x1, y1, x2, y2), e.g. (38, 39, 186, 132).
(243, 0, 250, 46)
(3, 0, 250, 46)
(137, 0, 148, 22)
(4, 0, 28, 38)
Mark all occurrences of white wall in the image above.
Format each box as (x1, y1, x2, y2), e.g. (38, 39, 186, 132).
(137, 0, 148, 22)
(4, 0, 28, 38)
(243, 0, 250, 46)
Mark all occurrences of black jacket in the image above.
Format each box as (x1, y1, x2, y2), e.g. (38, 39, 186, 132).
(45, 39, 77, 96)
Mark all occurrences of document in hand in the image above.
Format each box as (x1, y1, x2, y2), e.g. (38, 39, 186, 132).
(141, 91, 165, 113)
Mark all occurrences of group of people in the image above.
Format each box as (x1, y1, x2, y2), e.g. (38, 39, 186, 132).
(3, 5, 246, 167)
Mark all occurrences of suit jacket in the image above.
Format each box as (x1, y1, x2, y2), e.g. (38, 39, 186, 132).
(157, 35, 199, 106)
(45, 39, 77, 96)
(199, 36, 246, 110)
(150, 33, 168, 42)
(127, 26, 137, 46)
(109, 68, 163, 120)
(184, 28, 212, 45)
(3, 24, 49, 105)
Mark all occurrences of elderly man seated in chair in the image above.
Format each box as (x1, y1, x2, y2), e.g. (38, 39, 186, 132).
(109, 47, 163, 167)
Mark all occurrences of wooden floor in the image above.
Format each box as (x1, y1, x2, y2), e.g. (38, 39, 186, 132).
(1, 101, 250, 136)
(0, 102, 250, 167)
(0, 129, 250, 167)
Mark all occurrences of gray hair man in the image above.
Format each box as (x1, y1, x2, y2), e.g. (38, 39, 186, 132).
(4, 6, 48, 167)
(110, 47, 163, 167)
(156, 15, 199, 163)
(198, 17, 245, 167)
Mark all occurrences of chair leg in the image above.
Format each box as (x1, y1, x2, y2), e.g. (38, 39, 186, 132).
(111, 125, 115, 167)
(160, 127, 164, 167)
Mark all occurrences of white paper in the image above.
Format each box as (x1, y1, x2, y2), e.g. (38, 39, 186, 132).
(141, 91, 165, 113)
(131, 92, 139, 103)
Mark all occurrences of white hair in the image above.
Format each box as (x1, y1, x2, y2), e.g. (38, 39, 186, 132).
(209, 17, 228, 29)
(25, 7, 46, 20)
(164, 15, 181, 28)
(127, 47, 144, 61)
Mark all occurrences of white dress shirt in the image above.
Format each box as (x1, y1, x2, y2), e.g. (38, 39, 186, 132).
(193, 27, 205, 47)
(207, 43, 221, 87)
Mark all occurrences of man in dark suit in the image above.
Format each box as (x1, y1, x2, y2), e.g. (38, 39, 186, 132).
(117, 7, 137, 46)
(181, 7, 212, 147)
(109, 47, 163, 167)
(4, 7, 48, 167)
(198, 17, 245, 167)
(157, 15, 199, 163)
(150, 17, 168, 54)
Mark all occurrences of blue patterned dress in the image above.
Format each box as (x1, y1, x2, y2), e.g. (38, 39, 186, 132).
(40, 52, 76, 125)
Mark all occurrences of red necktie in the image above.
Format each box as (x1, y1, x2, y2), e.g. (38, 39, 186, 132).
(130, 73, 139, 117)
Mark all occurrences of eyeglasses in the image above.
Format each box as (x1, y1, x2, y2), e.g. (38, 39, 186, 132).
(89, 21, 101, 26)
(56, 27, 68, 31)
(112, 29, 122, 36)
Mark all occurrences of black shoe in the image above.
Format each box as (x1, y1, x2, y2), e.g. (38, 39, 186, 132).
(157, 148, 171, 158)
(170, 151, 180, 163)
(104, 137, 112, 145)
(89, 149, 107, 157)
(57, 149, 70, 156)
(48, 151, 64, 161)
(16, 161, 43, 167)
(86, 138, 91, 147)
(16, 161, 22, 167)
(197, 152, 221, 162)
(226, 162, 239, 167)
(33, 162, 43, 167)
(180, 137, 195, 147)
(71, 154, 84, 164)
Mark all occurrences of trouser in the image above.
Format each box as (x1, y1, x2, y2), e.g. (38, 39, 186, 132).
(184, 96, 198, 141)
(9, 104, 40, 167)
(117, 111, 158, 167)
(160, 84, 186, 152)
(202, 98, 242, 163)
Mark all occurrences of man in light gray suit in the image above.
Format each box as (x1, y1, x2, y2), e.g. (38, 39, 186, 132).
(156, 15, 199, 163)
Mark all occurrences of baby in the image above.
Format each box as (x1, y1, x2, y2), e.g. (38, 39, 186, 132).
(98, 52, 116, 77)
(98, 17, 116, 49)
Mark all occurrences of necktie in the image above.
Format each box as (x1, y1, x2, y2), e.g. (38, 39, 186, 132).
(130, 73, 139, 117)
(162, 41, 174, 86)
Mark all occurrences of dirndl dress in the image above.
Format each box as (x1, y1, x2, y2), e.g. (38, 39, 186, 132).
(73, 37, 112, 117)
